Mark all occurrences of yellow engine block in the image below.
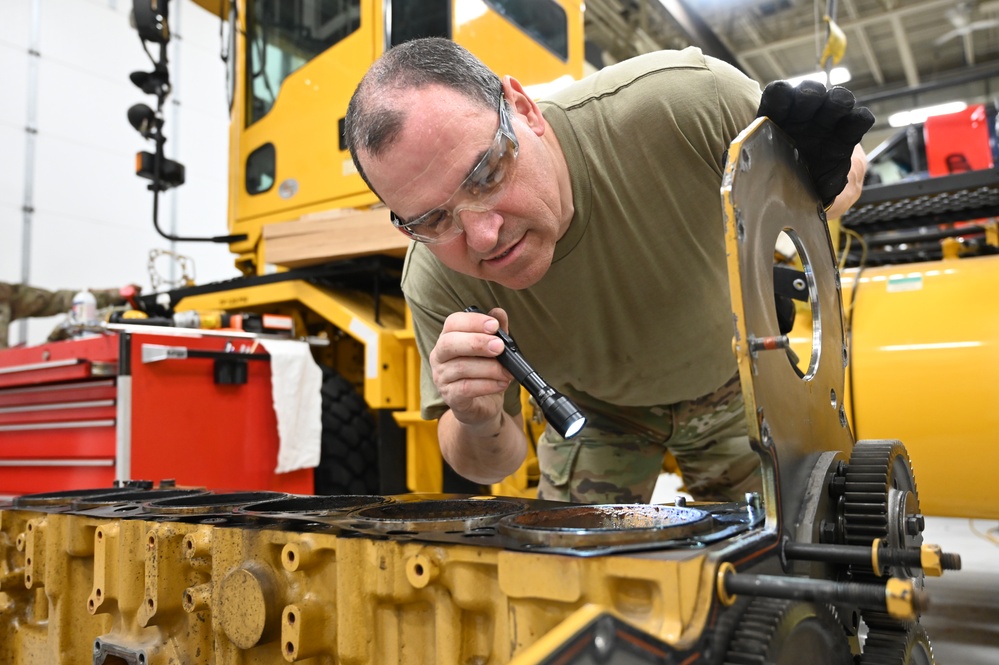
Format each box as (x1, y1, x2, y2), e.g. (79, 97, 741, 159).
(0, 489, 763, 665)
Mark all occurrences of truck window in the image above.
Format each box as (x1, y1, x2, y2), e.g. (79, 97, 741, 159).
(866, 125, 927, 186)
(246, 0, 362, 126)
(390, 0, 450, 46)
(484, 0, 568, 61)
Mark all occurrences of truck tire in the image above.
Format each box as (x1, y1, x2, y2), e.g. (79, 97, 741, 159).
(314, 368, 381, 495)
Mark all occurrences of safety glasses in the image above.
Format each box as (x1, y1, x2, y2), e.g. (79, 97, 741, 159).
(390, 88, 519, 244)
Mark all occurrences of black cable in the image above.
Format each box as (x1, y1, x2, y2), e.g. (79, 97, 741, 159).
(138, 38, 246, 244)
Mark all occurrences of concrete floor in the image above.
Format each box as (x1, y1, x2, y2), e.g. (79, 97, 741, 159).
(916, 516, 999, 665)
(651, 475, 999, 663)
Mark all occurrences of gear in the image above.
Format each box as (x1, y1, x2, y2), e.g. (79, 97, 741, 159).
(722, 597, 853, 665)
(842, 440, 922, 557)
(860, 624, 935, 665)
(841, 440, 924, 630)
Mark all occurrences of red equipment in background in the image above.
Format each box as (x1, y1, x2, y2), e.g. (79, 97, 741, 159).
(0, 329, 313, 497)
(925, 103, 995, 176)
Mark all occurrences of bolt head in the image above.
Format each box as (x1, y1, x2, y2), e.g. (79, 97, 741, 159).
(820, 521, 838, 544)
(905, 514, 925, 536)
(829, 475, 847, 497)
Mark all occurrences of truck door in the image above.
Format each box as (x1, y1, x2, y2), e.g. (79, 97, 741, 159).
(232, 0, 375, 234)
(228, 0, 582, 248)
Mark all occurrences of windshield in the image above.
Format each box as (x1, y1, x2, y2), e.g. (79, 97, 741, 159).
(246, 0, 361, 125)
(484, 0, 568, 61)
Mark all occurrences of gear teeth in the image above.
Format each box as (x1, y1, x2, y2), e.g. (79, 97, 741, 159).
(722, 598, 852, 665)
(842, 441, 925, 634)
(862, 612, 913, 633)
(723, 597, 788, 665)
(860, 624, 935, 664)
(842, 441, 915, 549)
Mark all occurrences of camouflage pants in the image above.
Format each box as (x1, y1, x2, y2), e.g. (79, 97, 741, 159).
(536, 373, 761, 504)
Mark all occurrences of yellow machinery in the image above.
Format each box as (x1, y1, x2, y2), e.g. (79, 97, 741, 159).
(126, 0, 584, 497)
(836, 106, 999, 518)
(783, 155, 999, 518)
(0, 119, 962, 663)
(841, 258, 999, 519)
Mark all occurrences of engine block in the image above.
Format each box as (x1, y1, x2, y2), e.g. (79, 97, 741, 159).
(0, 488, 761, 664)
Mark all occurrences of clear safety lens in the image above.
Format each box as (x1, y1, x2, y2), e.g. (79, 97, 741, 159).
(390, 90, 519, 244)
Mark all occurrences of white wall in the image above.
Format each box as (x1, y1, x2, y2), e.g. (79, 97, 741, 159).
(1, 0, 235, 346)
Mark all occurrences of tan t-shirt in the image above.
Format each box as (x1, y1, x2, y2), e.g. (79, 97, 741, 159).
(402, 47, 762, 422)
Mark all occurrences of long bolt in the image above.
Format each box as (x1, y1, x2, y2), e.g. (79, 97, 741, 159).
(722, 572, 930, 614)
(783, 541, 961, 572)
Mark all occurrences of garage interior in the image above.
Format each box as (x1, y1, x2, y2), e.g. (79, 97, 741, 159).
(583, 0, 999, 147)
(1, 1, 997, 663)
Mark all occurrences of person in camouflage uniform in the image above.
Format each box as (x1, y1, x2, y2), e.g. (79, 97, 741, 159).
(536, 374, 760, 503)
(345, 40, 871, 504)
(0, 282, 128, 349)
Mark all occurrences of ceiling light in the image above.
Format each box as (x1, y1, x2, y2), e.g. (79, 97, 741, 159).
(888, 102, 968, 128)
(786, 67, 851, 87)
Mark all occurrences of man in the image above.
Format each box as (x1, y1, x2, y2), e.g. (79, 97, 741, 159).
(0, 283, 132, 348)
(345, 38, 872, 503)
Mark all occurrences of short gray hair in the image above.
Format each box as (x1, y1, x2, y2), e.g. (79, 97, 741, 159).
(344, 38, 501, 196)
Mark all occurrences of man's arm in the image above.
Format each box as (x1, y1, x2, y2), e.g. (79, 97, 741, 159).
(11, 285, 130, 319)
(438, 408, 527, 484)
(825, 144, 868, 219)
(12, 285, 76, 319)
(0, 302, 11, 349)
(429, 307, 529, 484)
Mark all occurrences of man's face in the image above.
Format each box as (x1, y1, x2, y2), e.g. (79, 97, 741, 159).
(360, 84, 570, 290)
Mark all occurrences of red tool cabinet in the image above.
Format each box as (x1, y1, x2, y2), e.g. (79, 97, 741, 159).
(0, 329, 313, 498)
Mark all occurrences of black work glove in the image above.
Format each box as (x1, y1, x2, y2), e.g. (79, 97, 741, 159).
(757, 80, 875, 208)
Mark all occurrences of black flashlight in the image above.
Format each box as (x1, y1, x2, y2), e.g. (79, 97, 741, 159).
(466, 306, 586, 439)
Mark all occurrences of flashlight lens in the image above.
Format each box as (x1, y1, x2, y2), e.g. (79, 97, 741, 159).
(564, 415, 586, 439)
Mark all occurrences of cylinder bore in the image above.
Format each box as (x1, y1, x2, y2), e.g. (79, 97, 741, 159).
(498, 504, 715, 548)
(347, 498, 527, 533)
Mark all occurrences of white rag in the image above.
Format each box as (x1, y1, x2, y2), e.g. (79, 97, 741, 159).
(259, 339, 323, 473)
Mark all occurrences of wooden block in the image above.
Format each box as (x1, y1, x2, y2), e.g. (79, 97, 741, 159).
(263, 208, 410, 267)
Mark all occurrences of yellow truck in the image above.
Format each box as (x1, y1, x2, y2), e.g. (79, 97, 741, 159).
(127, 0, 585, 497)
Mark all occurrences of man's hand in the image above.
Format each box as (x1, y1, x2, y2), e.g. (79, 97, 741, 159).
(430, 307, 514, 436)
(757, 80, 875, 208)
(432, 307, 528, 485)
